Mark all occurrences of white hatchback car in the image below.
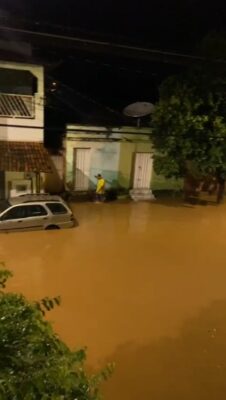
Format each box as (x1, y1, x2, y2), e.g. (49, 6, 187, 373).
(0, 194, 77, 232)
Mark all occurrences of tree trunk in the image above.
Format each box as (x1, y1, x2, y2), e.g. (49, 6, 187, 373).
(216, 182, 225, 204)
(183, 175, 200, 202)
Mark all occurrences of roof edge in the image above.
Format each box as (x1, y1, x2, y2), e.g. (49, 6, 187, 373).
(66, 124, 151, 134)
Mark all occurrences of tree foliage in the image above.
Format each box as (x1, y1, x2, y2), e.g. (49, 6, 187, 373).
(152, 34, 226, 182)
(0, 264, 113, 400)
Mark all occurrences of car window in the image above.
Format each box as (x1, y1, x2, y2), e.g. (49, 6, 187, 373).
(26, 205, 47, 217)
(2, 206, 27, 220)
(46, 202, 68, 214)
(0, 201, 10, 213)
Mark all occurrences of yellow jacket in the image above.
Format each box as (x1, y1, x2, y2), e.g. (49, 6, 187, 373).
(96, 178, 105, 194)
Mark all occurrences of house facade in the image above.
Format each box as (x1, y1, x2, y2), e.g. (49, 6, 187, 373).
(0, 60, 52, 199)
(64, 124, 180, 199)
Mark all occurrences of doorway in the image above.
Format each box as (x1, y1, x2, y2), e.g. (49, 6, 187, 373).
(133, 152, 153, 189)
(73, 148, 91, 190)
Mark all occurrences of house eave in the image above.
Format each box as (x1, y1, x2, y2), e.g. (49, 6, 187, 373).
(66, 124, 152, 135)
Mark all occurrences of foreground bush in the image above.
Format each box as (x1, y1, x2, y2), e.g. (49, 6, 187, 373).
(0, 267, 112, 400)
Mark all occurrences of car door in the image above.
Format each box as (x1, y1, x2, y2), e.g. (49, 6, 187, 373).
(45, 202, 71, 226)
(22, 204, 49, 230)
(0, 205, 28, 231)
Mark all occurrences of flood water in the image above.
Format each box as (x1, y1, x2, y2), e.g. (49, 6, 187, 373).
(1, 200, 226, 399)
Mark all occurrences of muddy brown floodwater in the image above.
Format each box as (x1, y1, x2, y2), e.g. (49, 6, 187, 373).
(2, 201, 226, 399)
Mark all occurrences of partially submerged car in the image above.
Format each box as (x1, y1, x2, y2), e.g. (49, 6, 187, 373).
(0, 194, 77, 232)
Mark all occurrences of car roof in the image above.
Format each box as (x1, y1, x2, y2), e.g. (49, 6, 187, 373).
(9, 194, 63, 206)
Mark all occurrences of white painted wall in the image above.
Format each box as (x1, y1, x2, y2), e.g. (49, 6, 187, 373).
(44, 155, 64, 193)
(0, 126, 43, 142)
(51, 155, 64, 179)
(0, 61, 44, 142)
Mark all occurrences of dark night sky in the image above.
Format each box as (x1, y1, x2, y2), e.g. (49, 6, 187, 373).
(1, 0, 226, 145)
(2, 0, 226, 51)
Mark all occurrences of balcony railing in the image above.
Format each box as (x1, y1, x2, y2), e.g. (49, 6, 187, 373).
(0, 93, 35, 118)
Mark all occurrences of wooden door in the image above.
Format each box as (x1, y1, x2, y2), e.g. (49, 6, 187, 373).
(74, 148, 90, 190)
(133, 153, 153, 189)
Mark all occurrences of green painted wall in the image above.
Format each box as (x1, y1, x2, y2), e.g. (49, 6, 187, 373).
(65, 126, 182, 192)
(117, 136, 153, 188)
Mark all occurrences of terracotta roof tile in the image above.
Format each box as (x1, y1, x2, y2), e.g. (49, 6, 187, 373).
(0, 141, 52, 172)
